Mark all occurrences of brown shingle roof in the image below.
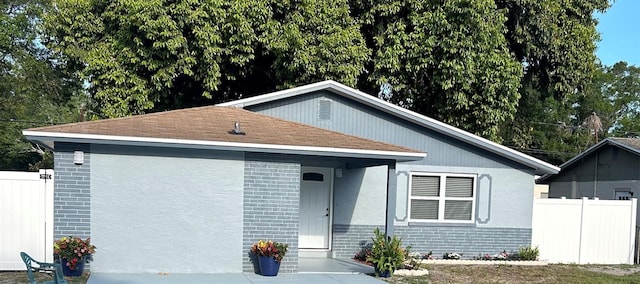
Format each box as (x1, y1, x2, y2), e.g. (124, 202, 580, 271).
(25, 106, 421, 154)
(610, 137, 640, 152)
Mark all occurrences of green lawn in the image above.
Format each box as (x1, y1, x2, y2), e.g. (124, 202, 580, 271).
(383, 264, 640, 284)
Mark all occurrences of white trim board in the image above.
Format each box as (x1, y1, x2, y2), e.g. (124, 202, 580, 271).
(23, 131, 426, 162)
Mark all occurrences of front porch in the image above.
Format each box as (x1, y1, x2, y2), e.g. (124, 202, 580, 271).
(298, 257, 373, 274)
(87, 272, 385, 284)
(86, 258, 377, 284)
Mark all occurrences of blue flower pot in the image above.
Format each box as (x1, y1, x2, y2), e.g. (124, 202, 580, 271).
(258, 256, 280, 276)
(375, 267, 391, 278)
(61, 256, 86, 277)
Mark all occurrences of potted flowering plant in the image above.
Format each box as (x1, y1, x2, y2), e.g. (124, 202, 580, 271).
(250, 240, 288, 276)
(53, 236, 96, 277)
(366, 228, 408, 277)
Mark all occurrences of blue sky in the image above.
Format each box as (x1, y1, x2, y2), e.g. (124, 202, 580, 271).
(595, 0, 640, 66)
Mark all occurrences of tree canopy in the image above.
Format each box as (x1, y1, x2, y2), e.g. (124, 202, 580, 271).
(351, 0, 523, 141)
(45, 0, 369, 117)
(0, 0, 82, 170)
(496, 0, 611, 164)
(2, 0, 629, 169)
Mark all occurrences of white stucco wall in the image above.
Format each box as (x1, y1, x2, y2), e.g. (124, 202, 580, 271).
(395, 165, 535, 228)
(333, 166, 387, 226)
(90, 149, 244, 273)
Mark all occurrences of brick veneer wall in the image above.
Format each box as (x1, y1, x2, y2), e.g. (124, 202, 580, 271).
(395, 226, 532, 258)
(53, 142, 91, 239)
(242, 160, 300, 273)
(332, 224, 531, 259)
(332, 224, 382, 258)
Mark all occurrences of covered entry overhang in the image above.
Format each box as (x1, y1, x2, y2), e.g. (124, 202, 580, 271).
(23, 106, 424, 274)
(24, 130, 426, 237)
(25, 131, 424, 242)
(25, 130, 425, 235)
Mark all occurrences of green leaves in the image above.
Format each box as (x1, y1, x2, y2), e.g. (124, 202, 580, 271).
(39, 0, 614, 166)
(356, 0, 522, 141)
(367, 228, 407, 276)
(0, 0, 84, 170)
(45, 0, 369, 117)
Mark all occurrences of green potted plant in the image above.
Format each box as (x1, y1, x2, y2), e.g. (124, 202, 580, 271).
(250, 240, 288, 276)
(53, 236, 96, 277)
(366, 228, 408, 277)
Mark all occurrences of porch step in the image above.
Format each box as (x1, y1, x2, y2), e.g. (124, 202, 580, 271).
(298, 249, 331, 258)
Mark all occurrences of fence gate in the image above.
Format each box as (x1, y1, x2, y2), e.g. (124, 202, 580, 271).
(0, 170, 54, 270)
(532, 197, 636, 264)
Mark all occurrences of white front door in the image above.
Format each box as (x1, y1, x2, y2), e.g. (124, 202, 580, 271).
(299, 167, 332, 249)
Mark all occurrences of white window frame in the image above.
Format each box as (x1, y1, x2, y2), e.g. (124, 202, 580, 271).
(408, 172, 477, 223)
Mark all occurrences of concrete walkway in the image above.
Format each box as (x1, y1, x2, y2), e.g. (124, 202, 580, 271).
(87, 272, 386, 284)
(87, 258, 383, 283)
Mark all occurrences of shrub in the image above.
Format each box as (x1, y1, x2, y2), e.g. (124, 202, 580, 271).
(366, 228, 408, 276)
(517, 245, 539, 260)
(354, 242, 372, 262)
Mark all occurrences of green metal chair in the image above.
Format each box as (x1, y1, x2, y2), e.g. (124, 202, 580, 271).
(20, 252, 68, 284)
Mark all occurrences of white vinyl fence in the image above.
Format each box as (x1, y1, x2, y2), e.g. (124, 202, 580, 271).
(532, 197, 636, 264)
(0, 170, 54, 270)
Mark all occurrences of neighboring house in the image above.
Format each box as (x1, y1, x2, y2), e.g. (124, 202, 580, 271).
(538, 137, 640, 222)
(23, 81, 559, 274)
(534, 181, 549, 199)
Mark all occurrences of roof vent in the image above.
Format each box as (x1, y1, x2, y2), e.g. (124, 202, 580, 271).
(230, 122, 246, 135)
(318, 99, 332, 121)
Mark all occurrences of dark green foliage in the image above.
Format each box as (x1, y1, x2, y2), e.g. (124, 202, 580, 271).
(44, 0, 369, 118)
(498, 0, 612, 164)
(353, 0, 522, 141)
(516, 245, 539, 261)
(2, 0, 620, 169)
(0, 0, 83, 170)
(366, 228, 408, 276)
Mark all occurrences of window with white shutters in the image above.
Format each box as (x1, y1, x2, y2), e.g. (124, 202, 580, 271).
(409, 173, 476, 223)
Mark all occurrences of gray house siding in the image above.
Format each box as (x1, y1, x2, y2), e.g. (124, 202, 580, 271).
(548, 146, 640, 184)
(547, 145, 640, 224)
(332, 166, 387, 258)
(242, 158, 301, 273)
(394, 226, 531, 258)
(332, 224, 381, 258)
(53, 142, 91, 239)
(247, 91, 526, 170)
(247, 91, 537, 258)
(395, 165, 534, 228)
(395, 165, 534, 256)
(548, 145, 640, 200)
(89, 145, 245, 273)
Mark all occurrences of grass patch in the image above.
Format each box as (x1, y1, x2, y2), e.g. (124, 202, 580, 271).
(382, 264, 640, 284)
(0, 271, 88, 284)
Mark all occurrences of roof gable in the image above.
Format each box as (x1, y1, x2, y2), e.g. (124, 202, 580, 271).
(538, 137, 640, 183)
(23, 106, 425, 161)
(218, 80, 560, 174)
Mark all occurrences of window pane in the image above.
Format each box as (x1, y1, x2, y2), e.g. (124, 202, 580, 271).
(445, 177, 473, 197)
(303, 172, 323, 181)
(412, 176, 440, 197)
(444, 200, 472, 220)
(410, 199, 439, 220)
